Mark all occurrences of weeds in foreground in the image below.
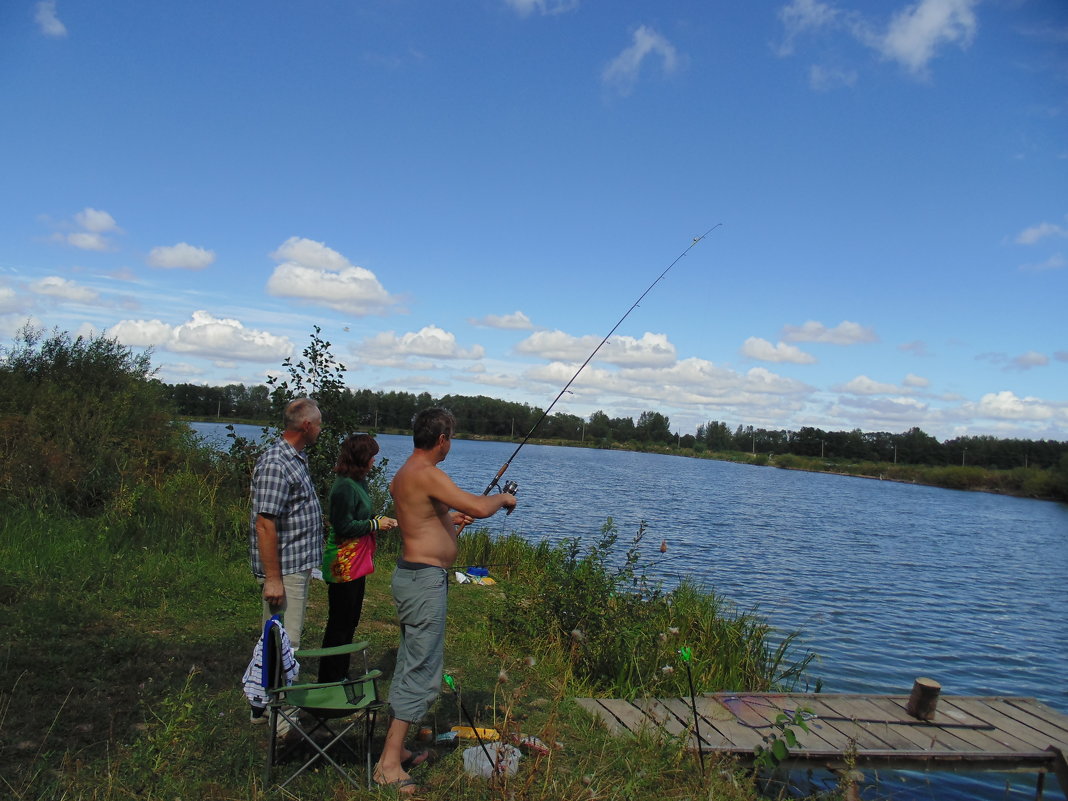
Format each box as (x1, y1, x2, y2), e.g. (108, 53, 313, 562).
(2, 502, 821, 801)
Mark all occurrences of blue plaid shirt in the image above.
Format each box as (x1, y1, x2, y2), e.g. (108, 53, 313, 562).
(248, 437, 323, 577)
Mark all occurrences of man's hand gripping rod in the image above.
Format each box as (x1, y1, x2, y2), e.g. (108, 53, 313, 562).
(457, 225, 721, 534)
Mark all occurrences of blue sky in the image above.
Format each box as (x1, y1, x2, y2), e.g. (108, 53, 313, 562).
(2, 0, 1065, 441)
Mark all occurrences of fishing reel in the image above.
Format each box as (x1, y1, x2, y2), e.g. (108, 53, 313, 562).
(499, 479, 518, 514)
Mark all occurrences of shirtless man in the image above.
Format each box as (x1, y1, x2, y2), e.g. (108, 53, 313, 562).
(373, 407, 516, 793)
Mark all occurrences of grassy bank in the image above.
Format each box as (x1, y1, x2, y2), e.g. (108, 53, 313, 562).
(1, 328, 832, 799)
(1, 506, 823, 801)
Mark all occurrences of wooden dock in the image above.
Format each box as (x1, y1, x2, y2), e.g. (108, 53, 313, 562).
(574, 692, 1068, 798)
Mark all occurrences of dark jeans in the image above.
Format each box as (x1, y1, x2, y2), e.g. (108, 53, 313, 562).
(317, 576, 367, 683)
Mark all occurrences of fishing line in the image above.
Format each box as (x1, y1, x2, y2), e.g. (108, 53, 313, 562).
(463, 224, 722, 524)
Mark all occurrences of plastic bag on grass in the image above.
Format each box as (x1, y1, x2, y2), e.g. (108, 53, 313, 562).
(462, 742, 521, 778)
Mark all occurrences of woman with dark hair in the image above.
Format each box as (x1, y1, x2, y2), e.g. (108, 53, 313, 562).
(318, 433, 397, 683)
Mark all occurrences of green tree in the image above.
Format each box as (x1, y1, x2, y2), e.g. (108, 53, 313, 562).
(0, 325, 177, 514)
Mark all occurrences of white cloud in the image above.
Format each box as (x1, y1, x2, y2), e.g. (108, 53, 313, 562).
(741, 337, 817, 364)
(809, 64, 858, 90)
(602, 25, 679, 96)
(74, 207, 118, 233)
(899, 340, 930, 357)
(903, 373, 929, 388)
(870, 0, 979, 77)
(1008, 351, 1049, 371)
(147, 242, 216, 270)
(834, 375, 903, 395)
(503, 0, 579, 16)
(1014, 220, 1067, 245)
(356, 325, 484, 366)
(519, 357, 811, 411)
(107, 310, 292, 362)
(28, 276, 100, 303)
(160, 362, 206, 377)
(973, 390, 1057, 422)
(777, 0, 839, 56)
(107, 318, 175, 347)
(777, 0, 979, 81)
(34, 0, 67, 38)
(51, 208, 120, 251)
(469, 310, 534, 330)
(0, 287, 28, 313)
(1019, 253, 1066, 272)
(63, 232, 111, 251)
(266, 236, 398, 316)
(781, 319, 877, 345)
(515, 330, 677, 367)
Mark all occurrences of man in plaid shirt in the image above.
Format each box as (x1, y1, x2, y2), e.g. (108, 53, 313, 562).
(249, 397, 323, 653)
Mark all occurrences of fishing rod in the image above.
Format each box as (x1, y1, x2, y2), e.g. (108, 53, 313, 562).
(461, 224, 722, 526)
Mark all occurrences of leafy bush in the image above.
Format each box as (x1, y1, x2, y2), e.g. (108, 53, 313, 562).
(0, 326, 179, 515)
(489, 519, 814, 698)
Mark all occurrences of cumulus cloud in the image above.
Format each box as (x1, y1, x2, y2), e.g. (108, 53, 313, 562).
(0, 287, 27, 313)
(1008, 351, 1049, 371)
(515, 330, 677, 368)
(1019, 253, 1066, 272)
(107, 318, 176, 347)
(52, 207, 120, 251)
(834, 375, 903, 395)
(356, 325, 484, 367)
(503, 0, 579, 16)
(903, 373, 929, 388)
(809, 64, 858, 91)
(973, 390, 1057, 422)
(469, 310, 534, 330)
(874, 0, 978, 77)
(741, 337, 817, 364)
(781, 319, 877, 345)
(147, 242, 216, 270)
(602, 25, 680, 96)
(777, 0, 838, 56)
(1014, 220, 1066, 245)
(34, 0, 67, 37)
(29, 276, 100, 303)
(899, 340, 930, 357)
(777, 0, 980, 80)
(62, 232, 111, 251)
(74, 208, 118, 233)
(266, 236, 398, 316)
(107, 310, 292, 362)
(518, 357, 811, 411)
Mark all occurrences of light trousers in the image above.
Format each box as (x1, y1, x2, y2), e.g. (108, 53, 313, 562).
(259, 569, 312, 650)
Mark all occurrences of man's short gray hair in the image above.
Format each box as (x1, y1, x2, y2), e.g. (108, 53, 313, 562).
(284, 397, 320, 431)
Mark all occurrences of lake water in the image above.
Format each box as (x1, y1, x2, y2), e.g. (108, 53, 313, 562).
(195, 423, 1068, 800)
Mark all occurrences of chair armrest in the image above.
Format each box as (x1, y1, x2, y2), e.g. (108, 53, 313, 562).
(276, 670, 382, 694)
(294, 640, 370, 659)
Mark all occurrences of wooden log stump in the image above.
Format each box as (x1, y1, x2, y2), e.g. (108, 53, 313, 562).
(906, 677, 941, 721)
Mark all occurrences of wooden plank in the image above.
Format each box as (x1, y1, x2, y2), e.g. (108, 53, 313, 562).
(574, 692, 1068, 790)
(998, 699, 1068, 744)
(1017, 699, 1068, 739)
(631, 698, 692, 739)
(861, 696, 969, 753)
(656, 697, 723, 750)
(599, 699, 659, 736)
(961, 699, 1066, 751)
(937, 697, 1047, 753)
(572, 698, 628, 735)
(815, 695, 923, 752)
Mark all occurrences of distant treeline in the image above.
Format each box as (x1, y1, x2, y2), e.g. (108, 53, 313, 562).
(166, 381, 1068, 471)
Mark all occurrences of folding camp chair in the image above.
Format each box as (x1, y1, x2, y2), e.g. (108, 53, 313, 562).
(261, 617, 385, 791)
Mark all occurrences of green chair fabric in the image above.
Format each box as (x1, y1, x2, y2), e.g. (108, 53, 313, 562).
(262, 620, 384, 791)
